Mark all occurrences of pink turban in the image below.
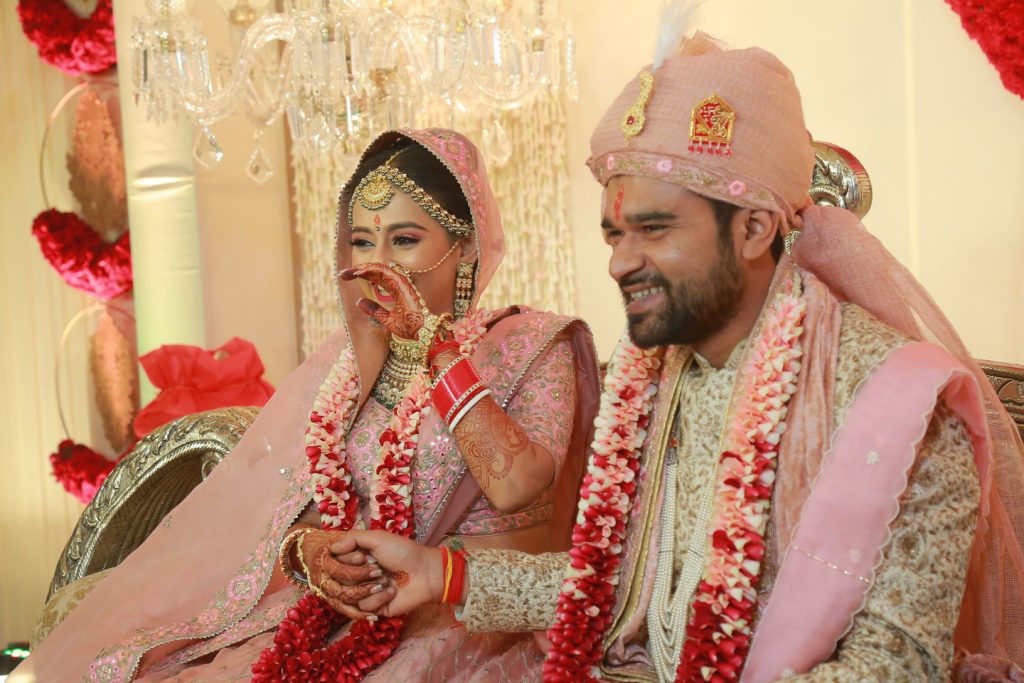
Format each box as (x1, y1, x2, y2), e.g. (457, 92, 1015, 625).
(587, 35, 814, 227)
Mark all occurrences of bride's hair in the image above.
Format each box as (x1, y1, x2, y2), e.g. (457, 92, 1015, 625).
(352, 139, 473, 226)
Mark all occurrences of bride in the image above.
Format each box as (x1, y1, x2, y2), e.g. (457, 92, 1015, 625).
(17, 128, 599, 682)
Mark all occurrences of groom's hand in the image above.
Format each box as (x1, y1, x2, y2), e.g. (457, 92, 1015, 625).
(329, 531, 444, 618)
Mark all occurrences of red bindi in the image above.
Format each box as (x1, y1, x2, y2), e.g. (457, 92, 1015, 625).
(613, 185, 625, 222)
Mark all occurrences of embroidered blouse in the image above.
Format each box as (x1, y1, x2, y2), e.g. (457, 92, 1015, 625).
(348, 336, 577, 538)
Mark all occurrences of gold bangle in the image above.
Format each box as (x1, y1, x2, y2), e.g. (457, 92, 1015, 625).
(296, 535, 335, 602)
(417, 312, 450, 348)
(389, 333, 428, 366)
(389, 312, 453, 367)
(279, 527, 315, 588)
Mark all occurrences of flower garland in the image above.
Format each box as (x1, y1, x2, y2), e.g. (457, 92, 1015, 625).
(17, 0, 117, 76)
(946, 0, 1024, 100)
(543, 334, 662, 681)
(676, 275, 805, 682)
(252, 309, 491, 682)
(32, 209, 132, 301)
(544, 275, 806, 683)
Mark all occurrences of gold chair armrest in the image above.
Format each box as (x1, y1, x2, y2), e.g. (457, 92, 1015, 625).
(46, 406, 260, 600)
(979, 360, 1024, 441)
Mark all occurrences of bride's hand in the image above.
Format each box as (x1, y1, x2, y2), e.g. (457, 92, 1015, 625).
(329, 530, 444, 618)
(298, 530, 388, 620)
(340, 263, 426, 340)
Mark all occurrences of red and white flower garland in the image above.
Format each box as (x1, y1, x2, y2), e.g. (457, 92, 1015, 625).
(543, 334, 662, 681)
(676, 275, 805, 683)
(252, 309, 490, 682)
(544, 275, 806, 683)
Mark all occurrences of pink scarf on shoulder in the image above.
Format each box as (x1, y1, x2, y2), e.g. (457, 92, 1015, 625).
(743, 205, 1023, 681)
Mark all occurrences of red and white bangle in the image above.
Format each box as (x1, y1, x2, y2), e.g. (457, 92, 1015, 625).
(431, 354, 468, 385)
(431, 356, 491, 430)
(448, 385, 491, 431)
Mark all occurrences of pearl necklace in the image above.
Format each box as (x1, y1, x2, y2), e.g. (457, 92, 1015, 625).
(648, 379, 729, 683)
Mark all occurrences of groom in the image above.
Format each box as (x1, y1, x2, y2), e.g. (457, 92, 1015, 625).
(325, 32, 1019, 682)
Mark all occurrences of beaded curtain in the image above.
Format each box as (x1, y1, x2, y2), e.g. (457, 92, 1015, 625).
(292, 94, 577, 356)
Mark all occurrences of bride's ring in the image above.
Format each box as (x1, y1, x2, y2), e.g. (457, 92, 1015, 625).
(387, 262, 413, 279)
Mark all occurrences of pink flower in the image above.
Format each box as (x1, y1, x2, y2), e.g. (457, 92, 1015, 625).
(656, 158, 673, 173)
(728, 180, 747, 197)
(605, 154, 616, 170)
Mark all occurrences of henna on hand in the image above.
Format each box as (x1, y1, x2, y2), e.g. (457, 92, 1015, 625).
(342, 264, 426, 339)
(320, 577, 386, 604)
(453, 398, 530, 490)
(300, 532, 381, 587)
(299, 532, 387, 619)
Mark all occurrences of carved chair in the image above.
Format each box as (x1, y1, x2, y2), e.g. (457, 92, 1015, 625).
(33, 407, 259, 645)
(979, 361, 1024, 441)
(33, 143, 1024, 647)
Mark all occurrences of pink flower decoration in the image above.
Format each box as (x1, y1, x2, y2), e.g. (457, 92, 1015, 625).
(729, 180, 747, 197)
(656, 159, 673, 173)
(605, 155, 616, 170)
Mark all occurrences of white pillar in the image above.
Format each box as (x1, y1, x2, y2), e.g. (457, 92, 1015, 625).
(113, 0, 206, 402)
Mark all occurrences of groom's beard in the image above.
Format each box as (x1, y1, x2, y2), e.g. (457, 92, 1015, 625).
(620, 243, 746, 349)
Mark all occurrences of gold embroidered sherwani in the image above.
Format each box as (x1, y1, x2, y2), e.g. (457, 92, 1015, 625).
(459, 304, 980, 682)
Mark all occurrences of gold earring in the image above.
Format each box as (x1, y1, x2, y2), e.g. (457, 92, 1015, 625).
(783, 229, 801, 255)
(454, 262, 474, 318)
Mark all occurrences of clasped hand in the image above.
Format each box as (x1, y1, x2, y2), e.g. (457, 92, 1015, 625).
(301, 529, 441, 620)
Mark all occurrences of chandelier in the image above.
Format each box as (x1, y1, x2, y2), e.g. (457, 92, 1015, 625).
(130, 0, 578, 182)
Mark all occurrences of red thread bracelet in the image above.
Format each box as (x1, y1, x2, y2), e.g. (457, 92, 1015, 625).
(441, 548, 467, 604)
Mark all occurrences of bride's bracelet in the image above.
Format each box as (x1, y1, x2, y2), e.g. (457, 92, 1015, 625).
(427, 339, 460, 365)
(431, 356, 491, 430)
(391, 312, 453, 367)
(295, 534, 334, 603)
(278, 528, 315, 588)
(430, 354, 468, 387)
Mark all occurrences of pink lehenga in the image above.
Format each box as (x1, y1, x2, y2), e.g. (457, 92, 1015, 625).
(14, 129, 599, 683)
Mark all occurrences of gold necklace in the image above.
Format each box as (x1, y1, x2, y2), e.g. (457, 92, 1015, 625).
(371, 350, 422, 410)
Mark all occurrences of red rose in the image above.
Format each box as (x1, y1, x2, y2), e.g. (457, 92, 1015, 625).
(947, 0, 1024, 99)
(17, 0, 117, 76)
(49, 439, 117, 504)
(31, 209, 132, 300)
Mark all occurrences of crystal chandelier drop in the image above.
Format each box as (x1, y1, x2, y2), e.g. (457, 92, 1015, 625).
(130, 0, 578, 182)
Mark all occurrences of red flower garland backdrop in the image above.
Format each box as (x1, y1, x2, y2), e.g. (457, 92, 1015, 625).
(49, 439, 119, 504)
(17, 0, 117, 76)
(31, 208, 133, 301)
(947, 0, 1024, 99)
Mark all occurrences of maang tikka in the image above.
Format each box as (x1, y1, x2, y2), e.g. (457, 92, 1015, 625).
(454, 262, 474, 318)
